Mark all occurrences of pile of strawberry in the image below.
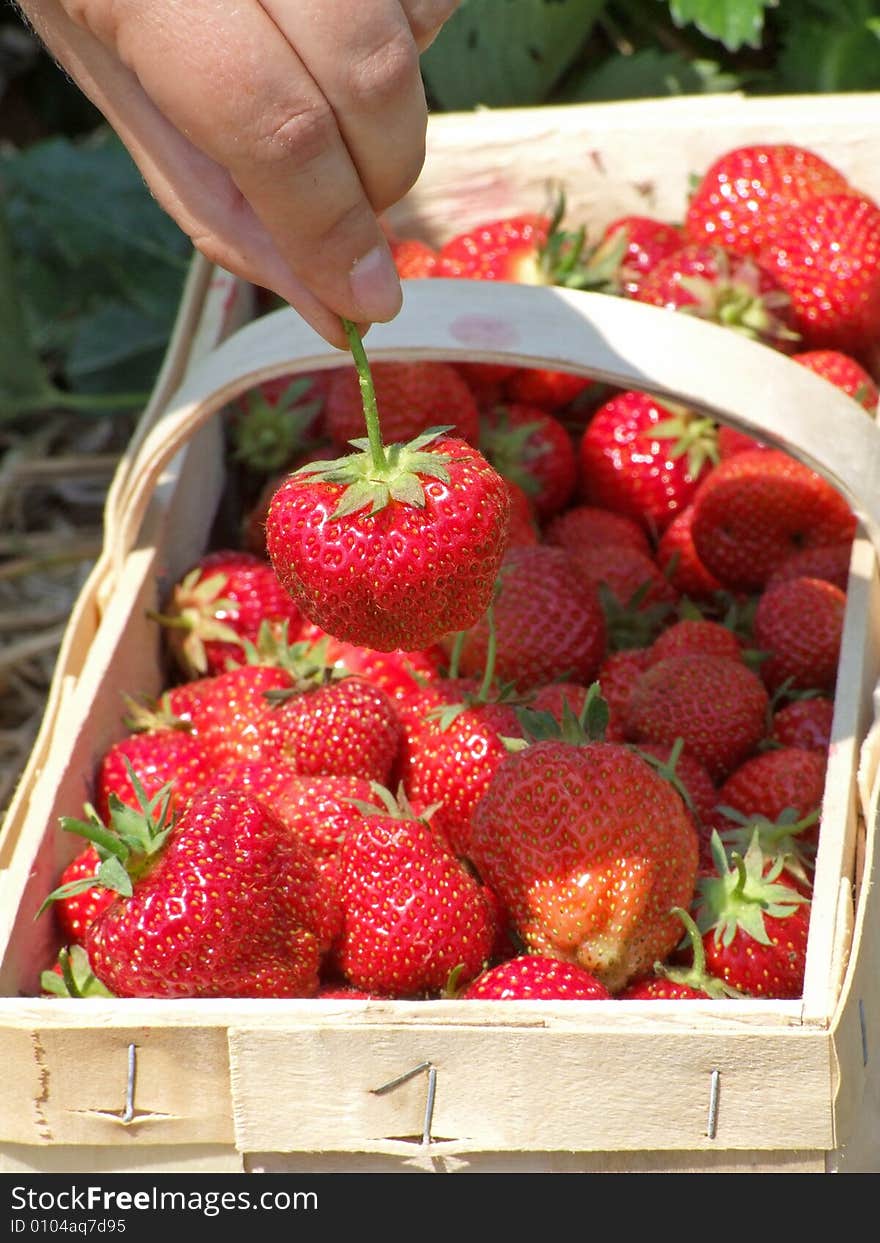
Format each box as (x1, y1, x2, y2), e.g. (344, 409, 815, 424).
(41, 142, 877, 1007)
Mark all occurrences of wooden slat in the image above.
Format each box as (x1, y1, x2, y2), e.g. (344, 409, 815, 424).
(228, 1024, 835, 1154)
(387, 93, 880, 245)
(0, 1024, 234, 1147)
(245, 1148, 828, 1174)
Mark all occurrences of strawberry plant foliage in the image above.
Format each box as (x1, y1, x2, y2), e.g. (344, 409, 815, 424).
(666, 0, 776, 52)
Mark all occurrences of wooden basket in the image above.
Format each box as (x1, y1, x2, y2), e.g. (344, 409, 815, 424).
(2, 94, 880, 1176)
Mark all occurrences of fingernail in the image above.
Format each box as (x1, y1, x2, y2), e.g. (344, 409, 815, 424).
(349, 244, 402, 322)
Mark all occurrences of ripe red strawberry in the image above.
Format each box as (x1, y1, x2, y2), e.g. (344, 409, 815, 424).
(793, 349, 880, 414)
(717, 747, 827, 831)
(753, 576, 846, 694)
(646, 618, 743, 666)
(716, 425, 768, 458)
(449, 545, 607, 692)
(694, 831, 811, 999)
(298, 630, 445, 702)
(770, 697, 834, 753)
(94, 725, 217, 823)
(711, 748, 825, 888)
(545, 504, 652, 558)
(52, 846, 116, 945)
(764, 542, 853, 592)
(335, 789, 498, 996)
(565, 542, 679, 650)
(395, 677, 524, 856)
(579, 391, 717, 536)
(503, 478, 540, 547)
(654, 504, 724, 600)
(159, 663, 293, 764)
(502, 367, 593, 411)
(192, 762, 385, 862)
(435, 212, 552, 282)
(589, 214, 685, 298)
(689, 448, 856, 592)
(453, 362, 518, 405)
(757, 193, 880, 354)
(389, 236, 440, 278)
(468, 717, 699, 993)
(83, 788, 342, 998)
(461, 955, 611, 1000)
(624, 653, 769, 782)
(684, 144, 851, 259)
(324, 360, 479, 447)
(254, 670, 403, 784)
(618, 907, 741, 1000)
(479, 403, 578, 520)
(266, 428, 510, 652)
(595, 647, 652, 741)
(153, 549, 305, 677)
(635, 244, 799, 351)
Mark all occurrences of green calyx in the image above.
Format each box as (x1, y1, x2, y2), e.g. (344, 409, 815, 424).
(41, 945, 114, 999)
(632, 736, 697, 821)
(676, 254, 801, 349)
(714, 804, 818, 888)
(346, 781, 441, 826)
(653, 906, 745, 1000)
(695, 830, 808, 949)
(232, 376, 323, 473)
(479, 408, 547, 498)
(122, 692, 192, 735)
(649, 406, 720, 480)
(504, 683, 610, 753)
(282, 317, 456, 520)
(293, 426, 455, 520)
(147, 568, 242, 676)
(37, 764, 176, 917)
(246, 627, 351, 696)
(598, 580, 676, 652)
(537, 190, 590, 287)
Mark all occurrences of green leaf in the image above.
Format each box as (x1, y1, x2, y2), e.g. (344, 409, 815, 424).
(563, 47, 738, 101)
(666, 0, 777, 51)
(420, 0, 607, 110)
(64, 303, 171, 383)
(776, 16, 880, 92)
(0, 128, 191, 411)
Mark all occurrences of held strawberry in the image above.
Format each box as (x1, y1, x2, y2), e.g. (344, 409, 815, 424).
(265, 321, 510, 653)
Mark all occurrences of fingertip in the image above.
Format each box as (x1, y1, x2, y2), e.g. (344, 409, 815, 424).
(349, 242, 403, 323)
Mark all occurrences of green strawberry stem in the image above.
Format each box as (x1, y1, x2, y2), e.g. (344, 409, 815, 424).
(477, 604, 497, 704)
(342, 317, 387, 472)
(446, 630, 465, 680)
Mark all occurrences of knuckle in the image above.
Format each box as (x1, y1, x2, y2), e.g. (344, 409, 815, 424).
(341, 28, 419, 110)
(247, 98, 339, 171)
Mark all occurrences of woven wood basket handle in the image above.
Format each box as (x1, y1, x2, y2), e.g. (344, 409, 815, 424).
(111, 280, 880, 568)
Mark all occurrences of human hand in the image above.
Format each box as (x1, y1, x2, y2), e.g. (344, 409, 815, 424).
(16, 1, 457, 347)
